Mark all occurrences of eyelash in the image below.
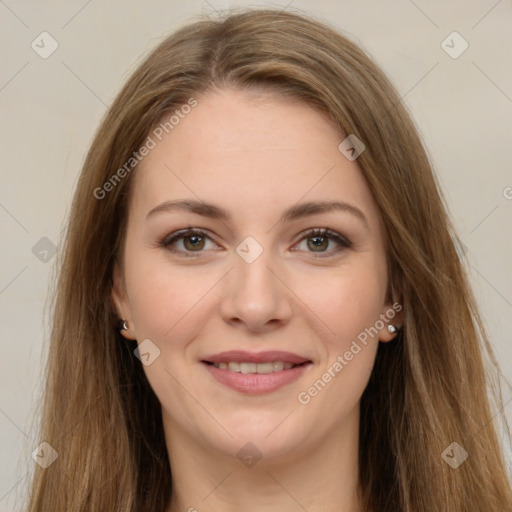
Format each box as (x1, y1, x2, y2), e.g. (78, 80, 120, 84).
(159, 227, 352, 258)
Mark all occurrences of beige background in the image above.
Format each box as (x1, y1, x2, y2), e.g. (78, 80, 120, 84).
(0, 0, 511, 509)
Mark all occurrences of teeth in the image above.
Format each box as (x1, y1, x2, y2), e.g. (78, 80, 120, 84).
(240, 362, 257, 374)
(228, 362, 241, 372)
(272, 361, 284, 372)
(257, 362, 274, 374)
(213, 361, 296, 374)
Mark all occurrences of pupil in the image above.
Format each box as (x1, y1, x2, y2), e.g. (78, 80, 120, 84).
(310, 236, 327, 251)
(186, 235, 204, 250)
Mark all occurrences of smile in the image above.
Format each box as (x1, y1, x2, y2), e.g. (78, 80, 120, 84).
(201, 350, 313, 394)
(211, 361, 296, 373)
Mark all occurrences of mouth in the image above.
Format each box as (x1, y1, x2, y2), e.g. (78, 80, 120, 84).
(203, 360, 309, 373)
(201, 350, 313, 394)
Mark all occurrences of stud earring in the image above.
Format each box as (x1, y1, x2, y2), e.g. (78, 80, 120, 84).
(119, 319, 128, 331)
(387, 324, 398, 334)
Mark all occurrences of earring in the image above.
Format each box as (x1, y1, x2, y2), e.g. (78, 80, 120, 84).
(387, 324, 398, 334)
(119, 319, 128, 331)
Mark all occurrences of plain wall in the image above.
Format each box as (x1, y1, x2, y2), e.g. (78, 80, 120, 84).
(1, 1, 511, 510)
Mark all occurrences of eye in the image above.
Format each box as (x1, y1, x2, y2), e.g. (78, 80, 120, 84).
(293, 228, 352, 257)
(160, 228, 219, 257)
(160, 227, 351, 258)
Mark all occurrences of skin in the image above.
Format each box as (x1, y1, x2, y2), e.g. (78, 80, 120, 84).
(112, 87, 402, 512)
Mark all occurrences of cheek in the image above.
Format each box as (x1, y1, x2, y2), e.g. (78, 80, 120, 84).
(124, 247, 219, 341)
(296, 259, 386, 352)
(293, 267, 382, 423)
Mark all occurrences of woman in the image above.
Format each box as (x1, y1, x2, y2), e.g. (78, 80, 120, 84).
(28, 8, 512, 511)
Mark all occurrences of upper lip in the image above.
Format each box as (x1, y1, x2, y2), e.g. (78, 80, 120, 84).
(202, 350, 311, 365)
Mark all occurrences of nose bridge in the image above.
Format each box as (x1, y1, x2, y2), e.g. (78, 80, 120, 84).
(234, 233, 276, 286)
(237, 249, 275, 294)
(234, 241, 280, 304)
(220, 237, 293, 330)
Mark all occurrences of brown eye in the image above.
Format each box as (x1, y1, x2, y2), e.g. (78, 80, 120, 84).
(294, 228, 352, 257)
(183, 234, 206, 251)
(307, 234, 329, 252)
(161, 228, 218, 257)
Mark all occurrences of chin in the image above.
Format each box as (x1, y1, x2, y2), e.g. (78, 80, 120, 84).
(205, 410, 318, 462)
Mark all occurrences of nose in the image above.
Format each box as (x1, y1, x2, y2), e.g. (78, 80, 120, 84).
(219, 248, 293, 334)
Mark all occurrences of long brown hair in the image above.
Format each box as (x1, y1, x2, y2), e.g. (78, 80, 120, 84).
(27, 8, 512, 511)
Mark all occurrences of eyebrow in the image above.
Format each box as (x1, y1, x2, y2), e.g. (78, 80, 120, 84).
(146, 199, 368, 227)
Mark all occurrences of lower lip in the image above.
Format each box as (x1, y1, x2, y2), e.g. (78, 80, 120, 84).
(203, 362, 311, 395)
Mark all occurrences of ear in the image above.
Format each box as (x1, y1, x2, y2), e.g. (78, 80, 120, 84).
(111, 261, 137, 340)
(377, 299, 404, 343)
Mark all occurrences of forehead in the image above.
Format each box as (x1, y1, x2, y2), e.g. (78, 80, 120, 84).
(129, 88, 381, 230)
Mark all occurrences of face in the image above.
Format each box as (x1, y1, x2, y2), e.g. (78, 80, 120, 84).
(112, 87, 401, 462)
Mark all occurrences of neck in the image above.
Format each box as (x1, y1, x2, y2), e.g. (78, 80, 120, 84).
(164, 407, 362, 512)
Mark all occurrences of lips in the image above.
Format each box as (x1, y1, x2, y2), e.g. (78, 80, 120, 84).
(203, 350, 310, 365)
(201, 350, 312, 395)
